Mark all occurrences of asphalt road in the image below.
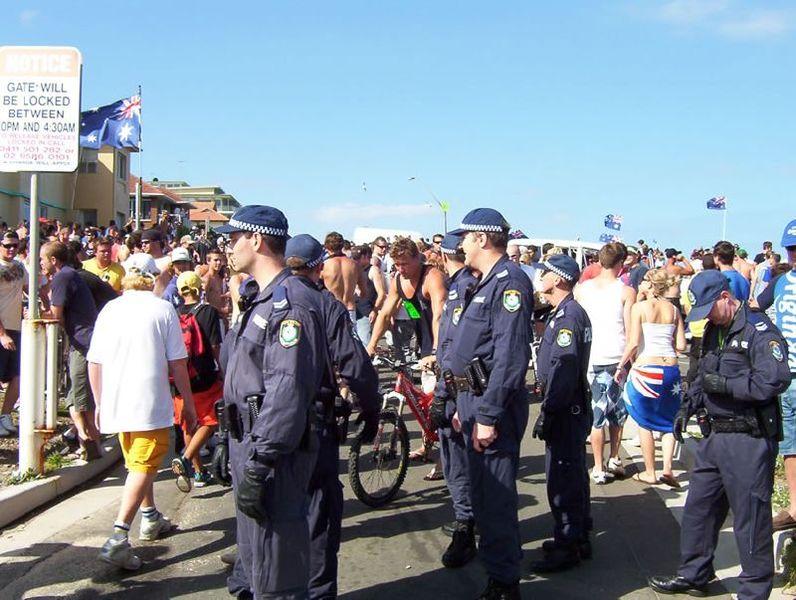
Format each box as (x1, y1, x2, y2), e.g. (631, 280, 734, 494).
(0, 399, 737, 600)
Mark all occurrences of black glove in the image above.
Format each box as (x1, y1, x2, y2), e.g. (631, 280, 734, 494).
(428, 396, 449, 430)
(672, 405, 692, 444)
(702, 373, 728, 395)
(355, 411, 379, 444)
(211, 437, 231, 487)
(235, 467, 269, 522)
(532, 410, 551, 441)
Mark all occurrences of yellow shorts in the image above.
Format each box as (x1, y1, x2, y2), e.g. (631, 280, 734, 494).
(119, 429, 170, 474)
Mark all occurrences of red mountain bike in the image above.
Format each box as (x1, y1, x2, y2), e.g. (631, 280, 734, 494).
(348, 355, 438, 507)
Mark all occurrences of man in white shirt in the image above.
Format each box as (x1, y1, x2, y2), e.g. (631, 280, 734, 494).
(0, 232, 26, 437)
(88, 253, 197, 570)
(575, 242, 636, 484)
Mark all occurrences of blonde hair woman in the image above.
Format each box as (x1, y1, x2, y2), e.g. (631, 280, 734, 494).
(616, 268, 686, 487)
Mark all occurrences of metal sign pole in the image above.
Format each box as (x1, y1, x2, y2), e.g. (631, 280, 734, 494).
(28, 173, 40, 320)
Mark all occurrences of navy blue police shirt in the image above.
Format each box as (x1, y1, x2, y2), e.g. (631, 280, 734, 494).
(221, 269, 327, 470)
(536, 294, 592, 413)
(688, 303, 791, 417)
(448, 255, 535, 426)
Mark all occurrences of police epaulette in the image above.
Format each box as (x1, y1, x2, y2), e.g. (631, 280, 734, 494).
(747, 309, 770, 332)
(272, 285, 291, 312)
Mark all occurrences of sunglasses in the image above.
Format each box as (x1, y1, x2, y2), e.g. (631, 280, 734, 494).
(376, 244, 388, 249)
(1, 243, 18, 249)
(433, 240, 443, 244)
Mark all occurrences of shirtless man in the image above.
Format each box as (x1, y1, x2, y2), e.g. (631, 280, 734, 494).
(663, 248, 694, 314)
(321, 231, 362, 321)
(196, 249, 229, 318)
(366, 237, 447, 367)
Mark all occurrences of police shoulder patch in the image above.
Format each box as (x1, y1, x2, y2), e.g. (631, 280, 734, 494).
(503, 289, 521, 312)
(279, 319, 302, 348)
(557, 328, 573, 347)
(771, 340, 784, 362)
(452, 306, 463, 325)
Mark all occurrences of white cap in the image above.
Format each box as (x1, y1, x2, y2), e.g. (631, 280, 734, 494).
(125, 253, 160, 276)
(171, 247, 192, 263)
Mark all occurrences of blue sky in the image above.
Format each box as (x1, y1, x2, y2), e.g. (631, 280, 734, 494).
(7, 1, 795, 252)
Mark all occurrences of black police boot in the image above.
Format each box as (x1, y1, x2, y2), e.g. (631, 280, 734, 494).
(647, 575, 707, 597)
(477, 578, 521, 600)
(530, 544, 580, 573)
(442, 520, 476, 568)
(541, 537, 592, 559)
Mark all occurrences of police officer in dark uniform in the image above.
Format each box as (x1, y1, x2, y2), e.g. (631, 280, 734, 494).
(284, 234, 380, 599)
(447, 209, 534, 600)
(649, 269, 792, 600)
(529, 254, 593, 573)
(215, 206, 329, 600)
(428, 233, 479, 568)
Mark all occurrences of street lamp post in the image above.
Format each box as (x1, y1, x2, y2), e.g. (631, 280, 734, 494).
(408, 176, 448, 233)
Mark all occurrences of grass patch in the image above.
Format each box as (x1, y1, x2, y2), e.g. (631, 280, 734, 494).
(3, 468, 42, 486)
(775, 455, 789, 511)
(2, 447, 75, 486)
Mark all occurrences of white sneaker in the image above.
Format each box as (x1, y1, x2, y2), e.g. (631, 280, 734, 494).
(99, 536, 142, 570)
(139, 514, 173, 541)
(0, 414, 17, 433)
(607, 457, 625, 478)
(591, 469, 612, 485)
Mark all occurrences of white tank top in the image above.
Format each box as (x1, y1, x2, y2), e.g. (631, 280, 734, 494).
(579, 279, 626, 366)
(639, 303, 677, 358)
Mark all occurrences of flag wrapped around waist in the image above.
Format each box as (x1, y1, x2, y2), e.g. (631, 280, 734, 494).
(80, 95, 141, 150)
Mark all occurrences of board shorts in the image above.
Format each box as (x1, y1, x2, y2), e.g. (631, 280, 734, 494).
(173, 379, 222, 428)
(119, 428, 170, 474)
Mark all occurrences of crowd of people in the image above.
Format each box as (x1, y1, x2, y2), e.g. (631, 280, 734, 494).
(0, 207, 793, 600)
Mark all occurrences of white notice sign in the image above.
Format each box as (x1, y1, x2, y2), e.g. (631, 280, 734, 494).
(0, 46, 82, 173)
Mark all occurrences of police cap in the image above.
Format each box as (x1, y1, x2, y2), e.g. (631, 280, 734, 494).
(448, 208, 510, 236)
(542, 254, 580, 282)
(440, 233, 463, 255)
(686, 270, 730, 323)
(216, 205, 289, 238)
(285, 234, 324, 268)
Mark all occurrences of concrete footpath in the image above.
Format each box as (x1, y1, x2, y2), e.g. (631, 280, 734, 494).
(0, 401, 759, 599)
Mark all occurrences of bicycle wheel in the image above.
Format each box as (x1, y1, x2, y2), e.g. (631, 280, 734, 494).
(348, 410, 409, 508)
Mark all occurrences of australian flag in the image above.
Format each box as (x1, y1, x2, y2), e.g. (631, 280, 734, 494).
(604, 214, 623, 231)
(79, 96, 141, 150)
(509, 229, 527, 239)
(706, 196, 726, 210)
(599, 233, 620, 243)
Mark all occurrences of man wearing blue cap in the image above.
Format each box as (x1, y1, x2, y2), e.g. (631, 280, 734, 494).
(649, 269, 791, 599)
(215, 206, 329, 600)
(284, 234, 381, 599)
(755, 219, 796, 532)
(428, 233, 480, 569)
(530, 254, 593, 573)
(447, 208, 534, 600)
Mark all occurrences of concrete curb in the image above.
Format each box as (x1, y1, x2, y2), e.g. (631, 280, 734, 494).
(0, 436, 121, 530)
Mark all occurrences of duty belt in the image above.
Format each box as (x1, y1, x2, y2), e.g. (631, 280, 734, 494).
(708, 415, 759, 436)
(453, 376, 473, 393)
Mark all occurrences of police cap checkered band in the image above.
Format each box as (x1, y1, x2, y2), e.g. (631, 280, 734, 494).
(458, 222, 506, 233)
(441, 246, 458, 255)
(542, 260, 574, 282)
(228, 218, 288, 238)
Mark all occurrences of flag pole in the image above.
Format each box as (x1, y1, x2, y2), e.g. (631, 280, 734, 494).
(722, 208, 727, 240)
(134, 85, 143, 230)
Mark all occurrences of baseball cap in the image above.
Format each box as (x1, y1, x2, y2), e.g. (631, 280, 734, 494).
(141, 229, 164, 242)
(685, 270, 730, 323)
(125, 253, 160, 276)
(215, 205, 290, 238)
(448, 208, 510, 236)
(542, 254, 580, 282)
(180, 235, 196, 246)
(664, 248, 680, 259)
(177, 271, 203, 295)
(781, 219, 796, 248)
(285, 234, 324, 268)
(171, 247, 192, 263)
(625, 245, 640, 255)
